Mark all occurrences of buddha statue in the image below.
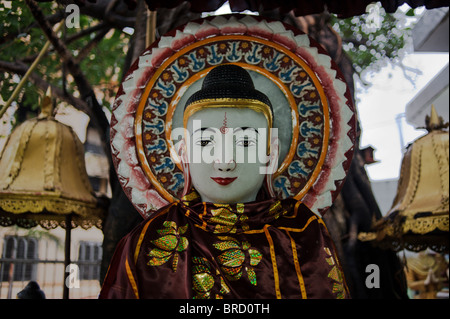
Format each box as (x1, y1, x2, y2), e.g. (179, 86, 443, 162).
(100, 65, 349, 299)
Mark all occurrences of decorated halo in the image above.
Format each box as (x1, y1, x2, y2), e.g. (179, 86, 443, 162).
(110, 15, 356, 218)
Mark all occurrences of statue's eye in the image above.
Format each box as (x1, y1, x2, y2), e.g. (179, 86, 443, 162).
(236, 139, 256, 147)
(199, 140, 212, 147)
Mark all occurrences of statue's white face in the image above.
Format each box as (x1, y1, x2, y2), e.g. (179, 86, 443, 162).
(185, 107, 270, 204)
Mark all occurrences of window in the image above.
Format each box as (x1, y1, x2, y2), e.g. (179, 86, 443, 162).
(1, 236, 38, 282)
(78, 241, 102, 280)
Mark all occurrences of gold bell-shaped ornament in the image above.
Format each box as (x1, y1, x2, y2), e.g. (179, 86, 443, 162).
(0, 91, 104, 229)
(360, 106, 449, 252)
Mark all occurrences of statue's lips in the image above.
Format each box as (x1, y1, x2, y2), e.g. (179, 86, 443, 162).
(211, 177, 237, 186)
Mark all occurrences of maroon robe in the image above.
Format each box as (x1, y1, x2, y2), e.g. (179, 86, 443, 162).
(99, 192, 350, 299)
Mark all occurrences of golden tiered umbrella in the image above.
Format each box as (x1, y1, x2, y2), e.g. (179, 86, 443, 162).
(359, 106, 449, 253)
(0, 91, 105, 298)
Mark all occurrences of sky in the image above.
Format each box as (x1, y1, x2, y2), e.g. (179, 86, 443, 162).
(357, 52, 449, 181)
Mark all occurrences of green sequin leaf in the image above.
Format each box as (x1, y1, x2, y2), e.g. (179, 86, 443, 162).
(156, 221, 178, 236)
(178, 224, 188, 235)
(246, 266, 257, 286)
(151, 234, 178, 251)
(248, 248, 262, 266)
(219, 277, 230, 294)
(217, 249, 245, 267)
(177, 236, 189, 252)
(148, 248, 172, 258)
(217, 236, 239, 244)
(172, 253, 179, 272)
(148, 255, 171, 266)
(156, 227, 177, 236)
(223, 266, 243, 281)
(193, 264, 211, 275)
(193, 272, 215, 293)
(213, 240, 240, 251)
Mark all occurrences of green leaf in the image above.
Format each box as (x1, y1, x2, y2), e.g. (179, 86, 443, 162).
(405, 9, 415, 17)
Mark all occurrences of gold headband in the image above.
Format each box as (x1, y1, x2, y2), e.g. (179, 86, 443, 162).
(183, 98, 273, 154)
(183, 98, 273, 129)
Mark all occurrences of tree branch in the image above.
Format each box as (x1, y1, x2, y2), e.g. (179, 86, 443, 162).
(55, 0, 136, 28)
(18, 23, 110, 64)
(25, 0, 109, 135)
(0, 60, 89, 114)
(75, 27, 111, 63)
(0, 10, 66, 46)
(65, 22, 109, 43)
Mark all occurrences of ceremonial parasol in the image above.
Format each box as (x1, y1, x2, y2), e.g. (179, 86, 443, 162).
(0, 90, 105, 298)
(359, 106, 449, 253)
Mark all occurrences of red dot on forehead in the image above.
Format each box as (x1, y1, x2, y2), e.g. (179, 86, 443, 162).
(220, 112, 228, 134)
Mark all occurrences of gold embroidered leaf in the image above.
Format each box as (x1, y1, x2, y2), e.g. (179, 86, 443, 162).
(178, 224, 188, 235)
(163, 220, 177, 228)
(326, 256, 335, 266)
(217, 249, 245, 268)
(217, 236, 239, 243)
(248, 248, 262, 266)
(157, 227, 176, 236)
(246, 266, 257, 286)
(193, 264, 211, 275)
(213, 240, 240, 251)
(328, 266, 343, 282)
(211, 207, 237, 225)
(148, 248, 172, 258)
(214, 224, 236, 234)
(151, 234, 178, 251)
(222, 265, 243, 281)
(177, 236, 189, 252)
(147, 255, 171, 266)
(156, 221, 178, 236)
(236, 203, 245, 214)
(193, 272, 215, 293)
(172, 252, 179, 272)
(332, 282, 346, 299)
(220, 277, 230, 294)
(192, 256, 210, 267)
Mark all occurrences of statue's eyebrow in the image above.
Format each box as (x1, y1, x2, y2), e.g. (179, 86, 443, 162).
(234, 127, 259, 134)
(191, 127, 216, 136)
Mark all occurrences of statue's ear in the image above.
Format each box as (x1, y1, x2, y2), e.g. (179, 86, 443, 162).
(264, 137, 279, 198)
(268, 137, 279, 174)
(177, 139, 192, 197)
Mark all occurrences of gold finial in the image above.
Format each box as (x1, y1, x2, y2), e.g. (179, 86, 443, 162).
(425, 105, 448, 132)
(38, 86, 54, 119)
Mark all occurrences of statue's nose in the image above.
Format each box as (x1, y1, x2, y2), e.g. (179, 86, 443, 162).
(213, 159, 236, 172)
